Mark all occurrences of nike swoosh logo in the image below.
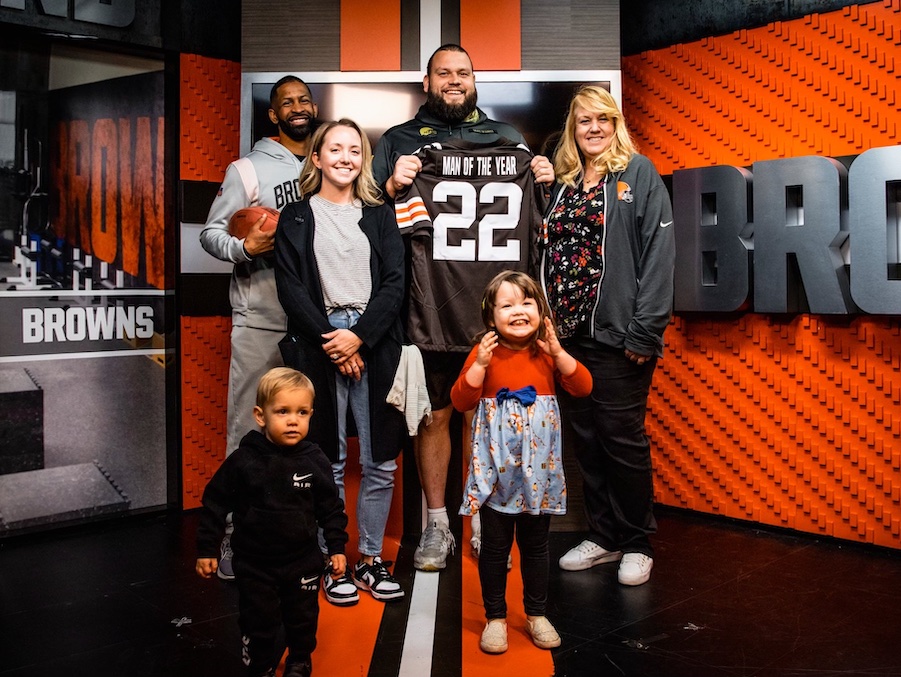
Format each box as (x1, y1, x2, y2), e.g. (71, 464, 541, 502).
(660, 221, 673, 228)
(293, 473, 313, 482)
(300, 575, 319, 585)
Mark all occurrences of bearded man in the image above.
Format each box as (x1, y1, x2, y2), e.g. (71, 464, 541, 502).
(373, 45, 554, 572)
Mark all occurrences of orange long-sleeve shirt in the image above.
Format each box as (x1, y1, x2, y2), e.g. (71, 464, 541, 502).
(451, 343, 593, 412)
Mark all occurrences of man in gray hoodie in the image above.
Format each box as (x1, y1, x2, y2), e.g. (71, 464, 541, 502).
(200, 75, 318, 580)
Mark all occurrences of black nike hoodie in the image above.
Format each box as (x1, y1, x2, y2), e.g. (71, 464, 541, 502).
(197, 430, 348, 564)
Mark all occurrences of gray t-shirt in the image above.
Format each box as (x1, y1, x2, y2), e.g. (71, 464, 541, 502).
(310, 194, 371, 312)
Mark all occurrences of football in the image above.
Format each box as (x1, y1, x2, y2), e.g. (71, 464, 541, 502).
(228, 206, 281, 239)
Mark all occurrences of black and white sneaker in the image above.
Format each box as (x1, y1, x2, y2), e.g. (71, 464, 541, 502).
(323, 567, 359, 606)
(353, 556, 405, 601)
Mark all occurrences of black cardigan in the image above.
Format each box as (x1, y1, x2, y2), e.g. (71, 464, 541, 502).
(274, 197, 406, 463)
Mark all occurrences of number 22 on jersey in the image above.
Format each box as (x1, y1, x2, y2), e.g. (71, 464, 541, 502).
(431, 180, 523, 262)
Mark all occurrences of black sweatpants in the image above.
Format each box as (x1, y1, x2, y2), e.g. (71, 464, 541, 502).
(479, 504, 551, 619)
(232, 556, 320, 677)
(561, 340, 658, 557)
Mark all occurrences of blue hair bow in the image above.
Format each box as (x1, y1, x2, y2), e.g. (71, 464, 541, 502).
(495, 385, 537, 406)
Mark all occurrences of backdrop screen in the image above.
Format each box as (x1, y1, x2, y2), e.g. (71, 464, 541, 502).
(251, 80, 609, 155)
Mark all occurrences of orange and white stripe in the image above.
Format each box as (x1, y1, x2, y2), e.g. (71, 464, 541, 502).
(395, 196, 432, 231)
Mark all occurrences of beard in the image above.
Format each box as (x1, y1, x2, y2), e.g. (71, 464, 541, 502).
(277, 115, 315, 142)
(425, 88, 478, 124)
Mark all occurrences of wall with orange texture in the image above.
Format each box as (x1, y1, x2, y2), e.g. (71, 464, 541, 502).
(179, 53, 241, 182)
(623, 1, 901, 548)
(179, 53, 241, 508)
(182, 316, 231, 509)
(622, 1, 898, 176)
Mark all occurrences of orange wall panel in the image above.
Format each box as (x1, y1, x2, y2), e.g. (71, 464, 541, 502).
(623, 1, 900, 175)
(461, 0, 521, 71)
(648, 315, 901, 548)
(340, 0, 401, 71)
(627, 1, 901, 549)
(180, 54, 241, 182)
(181, 316, 231, 509)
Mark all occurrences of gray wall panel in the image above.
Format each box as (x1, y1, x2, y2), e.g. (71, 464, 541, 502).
(522, 0, 620, 70)
(241, 0, 340, 72)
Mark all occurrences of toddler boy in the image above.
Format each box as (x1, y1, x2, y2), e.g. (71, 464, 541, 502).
(197, 367, 348, 677)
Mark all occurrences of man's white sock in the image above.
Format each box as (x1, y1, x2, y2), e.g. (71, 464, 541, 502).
(427, 507, 449, 529)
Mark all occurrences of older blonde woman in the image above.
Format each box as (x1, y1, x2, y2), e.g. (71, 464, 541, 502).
(539, 86, 675, 586)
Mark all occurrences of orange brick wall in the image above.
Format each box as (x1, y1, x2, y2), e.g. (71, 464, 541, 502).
(180, 54, 241, 182)
(179, 53, 240, 507)
(624, 1, 901, 548)
(181, 316, 231, 509)
(623, 1, 899, 175)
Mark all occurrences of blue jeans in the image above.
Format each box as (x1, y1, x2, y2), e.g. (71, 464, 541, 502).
(327, 308, 397, 557)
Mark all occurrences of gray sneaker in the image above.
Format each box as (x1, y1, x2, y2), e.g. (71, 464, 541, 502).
(217, 534, 235, 581)
(413, 520, 456, 571)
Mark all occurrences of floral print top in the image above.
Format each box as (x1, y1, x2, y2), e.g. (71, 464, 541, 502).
(544, 181, 606, 339)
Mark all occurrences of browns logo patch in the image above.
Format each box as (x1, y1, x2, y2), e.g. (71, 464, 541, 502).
(617, 181, 633, 203)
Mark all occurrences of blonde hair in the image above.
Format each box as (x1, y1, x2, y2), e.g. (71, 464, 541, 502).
(553, 85, 636, 188)
(256, 367, 315, 408)
(479, 270, 553, 354)
(299, 118, 383, 206)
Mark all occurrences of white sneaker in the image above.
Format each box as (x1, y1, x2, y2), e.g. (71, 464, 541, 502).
(479, 619, 508, 654)
(414, 520, 456, 571)
(617, 553, 653, 586)
(558, 539, 623, 571)
(323, 570, 359, 605)
(526, 615, 561, 649)
(353, 556, 405, 601)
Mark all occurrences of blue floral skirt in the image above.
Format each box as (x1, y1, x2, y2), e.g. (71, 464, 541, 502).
(459, 395, 567, 516)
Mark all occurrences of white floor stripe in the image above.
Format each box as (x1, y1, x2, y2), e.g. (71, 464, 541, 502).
(398, 570, 441, 677)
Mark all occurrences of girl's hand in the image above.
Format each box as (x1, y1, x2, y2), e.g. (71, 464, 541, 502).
(536, 317, 563, 357)
(338, 352, 365, 381)
(476, 330, 498, 368)
(539, 318, 579, 376)
(322, 328, 363, 365)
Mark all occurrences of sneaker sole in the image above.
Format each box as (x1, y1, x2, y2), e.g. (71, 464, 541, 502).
(531, 637, 562, 649)
(618, 571, 651, 586)
(216, 569, 235, 581)
(558, 550, 623, 571)
(480, 642, 508, 654)
(353, 579, 405, 601)
(324, 592, 359, 606)
(413, 558, 447, 572)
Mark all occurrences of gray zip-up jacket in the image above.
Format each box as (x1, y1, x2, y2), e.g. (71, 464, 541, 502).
(540, 153, 675, 357)
(200, 137, 304, 331)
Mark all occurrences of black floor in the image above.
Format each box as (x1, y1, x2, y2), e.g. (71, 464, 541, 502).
(2, 508, 900, 677)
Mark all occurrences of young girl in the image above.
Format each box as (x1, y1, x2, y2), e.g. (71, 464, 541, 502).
(451, 270, 592, 654)
(275, 119, 407, 605)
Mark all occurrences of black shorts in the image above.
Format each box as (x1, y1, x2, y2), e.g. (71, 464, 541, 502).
(421, 350, 469, 410)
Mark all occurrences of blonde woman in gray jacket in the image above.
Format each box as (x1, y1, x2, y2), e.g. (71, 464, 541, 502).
(539, 85, 675, 587)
